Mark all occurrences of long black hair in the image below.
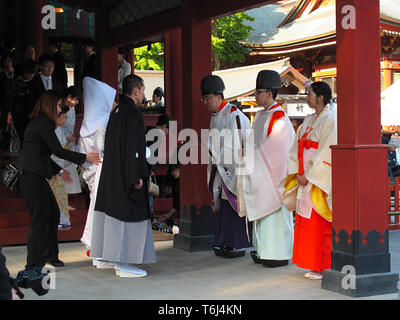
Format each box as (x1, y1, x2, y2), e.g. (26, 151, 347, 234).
(311, 81, 332, 106)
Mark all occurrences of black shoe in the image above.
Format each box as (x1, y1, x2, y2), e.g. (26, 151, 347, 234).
(250, 251, 262, 264)
(221, 247, 246, 259)
(261, 259, 289, 268)
(213, 246, 223, 256)
(46, 259, 65, 267)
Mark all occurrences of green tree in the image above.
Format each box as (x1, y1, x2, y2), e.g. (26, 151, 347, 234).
(131, 12, 255, 71)
(212, 12, 255, 70)
(134, 42, 164, 70)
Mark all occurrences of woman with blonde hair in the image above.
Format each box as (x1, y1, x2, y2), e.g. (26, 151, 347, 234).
(17, 90, 100, 275)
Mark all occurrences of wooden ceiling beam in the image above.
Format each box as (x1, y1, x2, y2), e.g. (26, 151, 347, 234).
(58, 0, 119, 11)
(102, 8, 182, 47)
(194, 0, 277, 20)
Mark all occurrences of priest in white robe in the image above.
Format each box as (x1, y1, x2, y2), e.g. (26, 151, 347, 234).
(201, 75, 252, 258)
(237, 70, 295, 267)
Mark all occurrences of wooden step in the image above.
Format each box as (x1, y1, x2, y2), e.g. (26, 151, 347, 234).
(0, 185, 19, 198)
(0, 223, 86, 246)
(153, 197, 173, 214)
(0, 208, 88, 229)
(0, 197, 26, 211)
(0, 211, 31, 228)
(0, 193, 86, 211)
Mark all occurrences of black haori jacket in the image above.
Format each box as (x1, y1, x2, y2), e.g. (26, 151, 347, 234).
(95, 95, 150, 222)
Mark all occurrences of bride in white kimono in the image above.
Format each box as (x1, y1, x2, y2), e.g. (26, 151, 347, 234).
(77, 77, 116, 268)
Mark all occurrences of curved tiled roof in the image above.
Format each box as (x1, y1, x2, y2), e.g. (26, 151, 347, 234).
(243, 0, 400, 49)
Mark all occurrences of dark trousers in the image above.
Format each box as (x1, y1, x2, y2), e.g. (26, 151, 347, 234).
(214, 199, 252, 250)
(18, 170, 60, 269)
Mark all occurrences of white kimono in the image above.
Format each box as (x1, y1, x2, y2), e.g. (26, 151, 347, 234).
(78, 128, 106, 248)
(50, 127, 72, 226)
(77, 76, 116, 248)
(60, 106, 82, 194)
(283, 106, 337, 222)
(237, 103, 295, 260)
(207, 101, 250, 212)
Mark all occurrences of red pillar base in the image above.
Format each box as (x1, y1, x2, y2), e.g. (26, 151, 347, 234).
(173, 205, 215, 251)
(322, 143, 400, 296)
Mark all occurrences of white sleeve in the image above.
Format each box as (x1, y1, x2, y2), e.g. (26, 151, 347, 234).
(94, 128, 106, 158)
(51, 127, 68, 169)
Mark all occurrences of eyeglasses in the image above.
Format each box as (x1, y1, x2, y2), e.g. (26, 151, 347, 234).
(200, 95, 215, 102)
(255, 89, 266, 95)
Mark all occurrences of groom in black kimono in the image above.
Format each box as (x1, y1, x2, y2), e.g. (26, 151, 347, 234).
(96, 74, 150, 221)
(94, 74, 155, 277)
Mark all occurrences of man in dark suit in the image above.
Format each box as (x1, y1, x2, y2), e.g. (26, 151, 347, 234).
(28, 54, 64, 110)
(48, 42, 68, 90)
(82, 39, 100, 81)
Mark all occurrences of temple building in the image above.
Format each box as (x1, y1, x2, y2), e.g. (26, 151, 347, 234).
(242, 0, 400, 94)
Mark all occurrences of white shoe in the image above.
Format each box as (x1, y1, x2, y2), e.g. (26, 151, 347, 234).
(114, 263, 147, 278)
(93, 259, 114, 269)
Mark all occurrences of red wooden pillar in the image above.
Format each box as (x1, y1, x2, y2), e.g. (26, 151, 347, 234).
(164, 28, 183, 131)
(99, 46, 118, 90)
(173, 0, 213, 251)
(15, 0, 46, 58)
(322, 0, 399, 297)
(127, 49, 135, 75)
(95, 8, 118, 92)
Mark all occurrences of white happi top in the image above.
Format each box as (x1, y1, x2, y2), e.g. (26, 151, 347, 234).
(285, 106, 337, 219)
(207, 101, 250, 211)
(237, 103, 295, 221)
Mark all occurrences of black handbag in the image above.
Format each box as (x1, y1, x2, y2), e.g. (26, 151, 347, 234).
(7, 121, 20, 155)
(0, 121, 20, 154)
(1, 162, 23, 191)
(392, 165, 400, 177)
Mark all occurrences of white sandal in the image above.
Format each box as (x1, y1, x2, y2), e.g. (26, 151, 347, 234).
(308, 271, 323, 280)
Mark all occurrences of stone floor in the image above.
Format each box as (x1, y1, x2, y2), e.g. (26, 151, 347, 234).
(3, 230, 400, 301)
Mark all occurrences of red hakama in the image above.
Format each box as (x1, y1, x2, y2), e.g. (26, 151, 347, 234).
(292, 209, 332, 272)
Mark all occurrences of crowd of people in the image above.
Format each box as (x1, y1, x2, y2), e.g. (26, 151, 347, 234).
(0, 43, 68, 150)
(0, 41, 165, 151)
(0, 62, 338, 298)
